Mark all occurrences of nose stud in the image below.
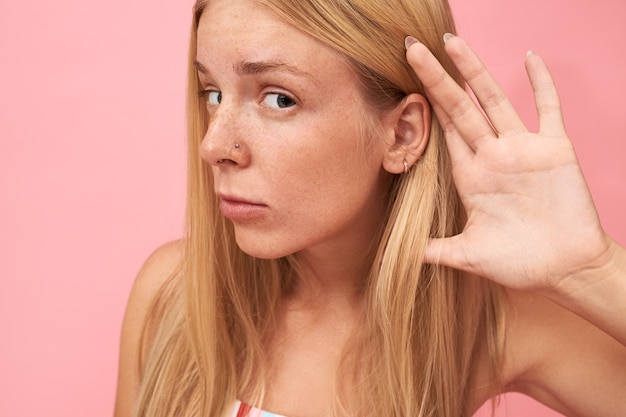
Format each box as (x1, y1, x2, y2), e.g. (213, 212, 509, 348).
(217, 143, 241, 164)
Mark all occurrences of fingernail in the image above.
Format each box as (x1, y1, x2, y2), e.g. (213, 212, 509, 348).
(405, 35, 419, 50)
(526, 50, 535, 57)
(443, 32, 455, 43)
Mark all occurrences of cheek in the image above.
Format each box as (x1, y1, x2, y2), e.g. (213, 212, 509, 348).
(254, 92, 384, 199)
(306, 107, 370, 161)
(285, 135, 382, 211)
(289, 127, 364, 191)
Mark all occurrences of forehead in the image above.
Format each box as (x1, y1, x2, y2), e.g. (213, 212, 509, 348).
(195, 0, 351, 78)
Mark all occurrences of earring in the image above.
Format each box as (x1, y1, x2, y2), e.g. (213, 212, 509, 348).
(403, 159, 409, 174)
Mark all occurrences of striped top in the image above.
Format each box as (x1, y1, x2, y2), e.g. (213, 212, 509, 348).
(230, 400, 287, 417)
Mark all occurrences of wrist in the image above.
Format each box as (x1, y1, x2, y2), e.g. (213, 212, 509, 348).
(549, 233, 618, 300)
(545, 235, 626, 345)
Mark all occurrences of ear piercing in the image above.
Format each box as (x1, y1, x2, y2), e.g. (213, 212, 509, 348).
(403, 160, 409, 174)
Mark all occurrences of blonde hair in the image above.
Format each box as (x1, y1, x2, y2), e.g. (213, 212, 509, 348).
(135, 1, 505, 416)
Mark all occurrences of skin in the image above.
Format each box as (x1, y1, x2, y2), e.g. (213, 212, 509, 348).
(195, 3, 429, 412)
(194, 0, 429, 297)
(410, 37, 626, 348)
(115, 1, 626, 416)
(407, 36, 626, 415)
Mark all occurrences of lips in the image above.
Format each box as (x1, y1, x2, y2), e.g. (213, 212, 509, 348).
(218, 194, 268, 220)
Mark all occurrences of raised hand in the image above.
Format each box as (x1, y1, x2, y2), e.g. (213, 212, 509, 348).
(405, 35, 613, 294)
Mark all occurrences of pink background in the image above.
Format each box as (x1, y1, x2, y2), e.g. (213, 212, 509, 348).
(1, 0, 624, 416)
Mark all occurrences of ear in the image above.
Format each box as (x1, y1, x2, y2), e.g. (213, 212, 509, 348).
(381, 93, 431, 174)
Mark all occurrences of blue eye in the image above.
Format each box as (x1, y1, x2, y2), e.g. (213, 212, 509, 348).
(263, 93, 296, 109)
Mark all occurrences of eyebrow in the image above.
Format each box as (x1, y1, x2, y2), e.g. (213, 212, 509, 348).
(193, 59, 317, 83)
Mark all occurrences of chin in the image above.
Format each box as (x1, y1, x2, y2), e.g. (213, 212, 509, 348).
(234, 234, 294, 260)
(239, 247, 285, 260)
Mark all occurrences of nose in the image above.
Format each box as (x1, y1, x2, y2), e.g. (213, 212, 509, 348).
(200, 108, 251, 168)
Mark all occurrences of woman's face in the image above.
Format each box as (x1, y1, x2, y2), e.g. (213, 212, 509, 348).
(196, 0, 393, 261)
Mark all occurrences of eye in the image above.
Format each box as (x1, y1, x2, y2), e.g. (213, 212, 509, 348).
(200, 90, 222, 106)
(263, 93, 296, 109)
(207, 90, 222, 105)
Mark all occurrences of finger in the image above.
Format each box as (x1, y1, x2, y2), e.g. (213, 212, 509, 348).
(406, 38, 495, 152)
(444, 35, 527, 137)
(429, 98, 474, 167)
(525, 52, 566, 138)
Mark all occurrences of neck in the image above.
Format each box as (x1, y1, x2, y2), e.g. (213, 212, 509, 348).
(287, 236, 377, 312)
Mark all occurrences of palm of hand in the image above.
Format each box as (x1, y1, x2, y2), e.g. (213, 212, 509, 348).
(450, 130, 604, 290)
(406, 36, 609, 292)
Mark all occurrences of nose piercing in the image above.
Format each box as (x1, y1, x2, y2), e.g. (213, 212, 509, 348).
(217, 143, 240, 164)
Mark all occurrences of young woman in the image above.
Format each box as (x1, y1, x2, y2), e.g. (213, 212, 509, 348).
(114, 0, 626, 416)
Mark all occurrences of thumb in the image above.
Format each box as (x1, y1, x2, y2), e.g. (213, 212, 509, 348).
(424, 235, 472, 272)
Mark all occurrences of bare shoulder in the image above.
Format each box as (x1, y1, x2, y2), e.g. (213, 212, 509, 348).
(132, 240, 184, 302)
(122, 240, 184, 341)
(114, 240, 184, 417)
(501, 288, 626, 416)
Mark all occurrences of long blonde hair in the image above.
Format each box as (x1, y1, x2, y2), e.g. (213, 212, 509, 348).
(135, 1, 505, 416)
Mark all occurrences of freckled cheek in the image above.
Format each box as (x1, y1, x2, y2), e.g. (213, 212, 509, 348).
(255, 146, 344, 209)
(252, 109, 366, 194)
(302, 144, 363, 201)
